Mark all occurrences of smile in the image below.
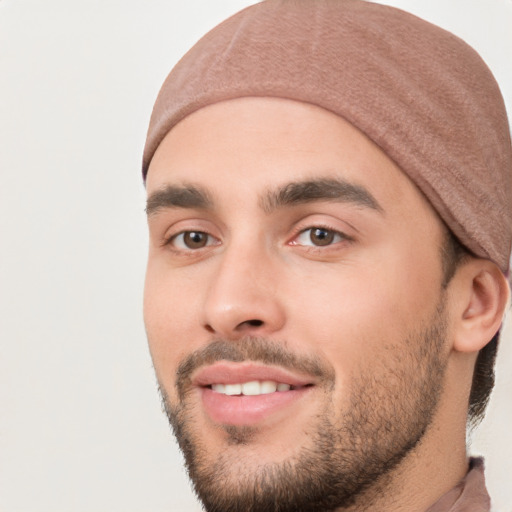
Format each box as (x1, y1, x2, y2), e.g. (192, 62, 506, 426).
(210, 381, 297, 395)
(193, 363, 316, 426)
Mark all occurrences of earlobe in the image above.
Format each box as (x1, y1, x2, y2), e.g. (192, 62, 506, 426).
(452, 260, 510, 353)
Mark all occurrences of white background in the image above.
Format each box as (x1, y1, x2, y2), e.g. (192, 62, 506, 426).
(1, 1, 511, 511)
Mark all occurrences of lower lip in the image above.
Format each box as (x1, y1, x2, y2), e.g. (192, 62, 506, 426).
(201, 387, 311, 426)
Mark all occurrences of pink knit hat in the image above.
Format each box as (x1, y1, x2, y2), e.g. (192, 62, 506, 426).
(143, 0, 512, 273)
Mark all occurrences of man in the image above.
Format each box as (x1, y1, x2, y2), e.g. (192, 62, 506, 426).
(141, 1, 511, 510)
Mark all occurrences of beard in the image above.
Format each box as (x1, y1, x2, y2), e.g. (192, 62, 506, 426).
(158, 298, 449, 512)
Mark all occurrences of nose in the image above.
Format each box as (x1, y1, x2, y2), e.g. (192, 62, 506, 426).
(202, 243, 286, 339)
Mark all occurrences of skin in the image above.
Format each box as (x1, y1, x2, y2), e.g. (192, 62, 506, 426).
(144, 97, 508, 511)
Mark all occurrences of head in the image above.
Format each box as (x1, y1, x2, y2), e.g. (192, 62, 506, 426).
(142, 1, 511, 510)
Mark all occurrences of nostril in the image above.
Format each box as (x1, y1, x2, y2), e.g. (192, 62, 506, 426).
(203, 319, 264, 334)
(246, 319, 263, 327)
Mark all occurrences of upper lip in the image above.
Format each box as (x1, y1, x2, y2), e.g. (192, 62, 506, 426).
(192, 362, 316, 388)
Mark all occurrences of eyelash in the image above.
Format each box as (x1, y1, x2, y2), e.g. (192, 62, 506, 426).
(164, 224, 351, 253)
(165, 230, 219, 250)
(290, 225, 352, 248)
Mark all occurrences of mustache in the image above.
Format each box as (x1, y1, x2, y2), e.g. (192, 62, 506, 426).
(175, 337, 334, 399)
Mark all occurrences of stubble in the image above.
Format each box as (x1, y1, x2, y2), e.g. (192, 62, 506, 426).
(159, 299, 449, 512)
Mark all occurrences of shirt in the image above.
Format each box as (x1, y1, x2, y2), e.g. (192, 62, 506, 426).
(426, 458, 490, 512)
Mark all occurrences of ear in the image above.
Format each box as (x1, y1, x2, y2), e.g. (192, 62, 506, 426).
(451, 259, 510, 353)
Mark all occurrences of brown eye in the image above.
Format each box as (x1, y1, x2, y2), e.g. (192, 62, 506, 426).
(309, 228, 335, 246)
(183, 231, 208, 249)
(171, 231, 215, 250)
(293, 227, 345, 247)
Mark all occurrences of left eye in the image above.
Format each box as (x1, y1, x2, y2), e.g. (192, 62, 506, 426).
(170, 231, 217, 250)
(294, 227, 345, 247)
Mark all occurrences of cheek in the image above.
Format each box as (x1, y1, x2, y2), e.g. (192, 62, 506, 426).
(143, 260, 203, 392)
(285, 249, 442, 374)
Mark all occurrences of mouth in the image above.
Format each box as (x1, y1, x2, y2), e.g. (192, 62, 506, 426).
(192, 363, 316, 426)
(209, 380, 309, 395)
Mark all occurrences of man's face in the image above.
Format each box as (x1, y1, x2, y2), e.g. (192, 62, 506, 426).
(144, 98, 452, 511)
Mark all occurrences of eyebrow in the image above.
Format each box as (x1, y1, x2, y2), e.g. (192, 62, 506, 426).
(146, 177, 383, 217)
(146, 184, 212, 216)
(261, 178, 383, 214)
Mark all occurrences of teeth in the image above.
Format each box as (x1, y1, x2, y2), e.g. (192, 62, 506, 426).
(224, 384, 242, 395)
(261, 381, 277, 393)
(241, 381, 261, 396)
(210, 380, 293, 396)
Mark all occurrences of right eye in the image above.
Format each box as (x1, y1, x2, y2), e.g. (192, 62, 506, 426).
(169, 231, 218, 250)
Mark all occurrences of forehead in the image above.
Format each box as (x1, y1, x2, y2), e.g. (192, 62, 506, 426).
(146, 97, 437, 222)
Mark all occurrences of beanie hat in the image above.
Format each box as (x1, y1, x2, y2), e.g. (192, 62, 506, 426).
(143, 0, 512, 273)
